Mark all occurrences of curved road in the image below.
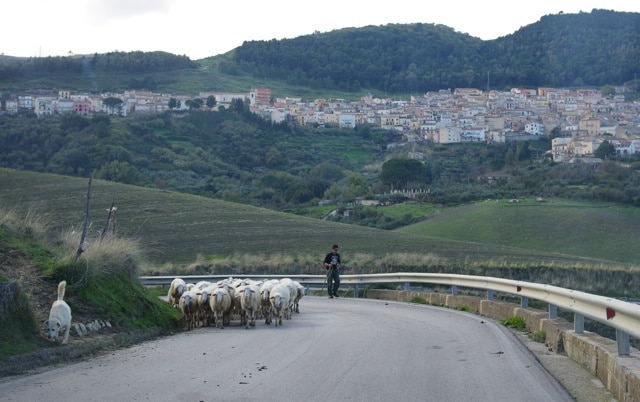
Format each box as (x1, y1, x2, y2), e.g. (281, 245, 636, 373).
(1, 297, 572, 401)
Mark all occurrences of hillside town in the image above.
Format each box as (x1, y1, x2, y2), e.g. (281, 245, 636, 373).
(2, 84, 640, 164)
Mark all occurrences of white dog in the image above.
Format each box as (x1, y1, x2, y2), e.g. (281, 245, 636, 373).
(46, 280, 72, 344)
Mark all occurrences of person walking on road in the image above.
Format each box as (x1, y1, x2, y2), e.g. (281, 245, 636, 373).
(324, 244, 341, 298)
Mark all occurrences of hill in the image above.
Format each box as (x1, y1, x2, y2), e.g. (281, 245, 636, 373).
(212, 9, 640, 93)
(1, 10, 638, 96)
(2, 168, 639, 297)
(397, 198, 640, 264)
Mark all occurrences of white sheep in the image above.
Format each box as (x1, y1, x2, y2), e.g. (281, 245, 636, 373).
(167, 277, 186, 308)
(292, 280, 304, 314)
(195, 287, 214, 327)
(178, 289, 199, 330)
(193, 280, 211, 291)
(233, 284, 246, 326)
(279, 278, 298, 319)
(259, 279, 279, 325)
(240, 284, 261, 329)
(269, 283, 291, 327)
(209, 285, 232, 329)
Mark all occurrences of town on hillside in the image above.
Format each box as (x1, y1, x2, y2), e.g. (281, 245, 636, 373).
(2, 85, 639, 164)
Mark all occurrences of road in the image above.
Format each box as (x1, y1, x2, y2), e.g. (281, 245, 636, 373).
(0, 297, 573, 401)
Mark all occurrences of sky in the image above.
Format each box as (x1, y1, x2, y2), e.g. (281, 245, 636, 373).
(3, 0, 640, 60)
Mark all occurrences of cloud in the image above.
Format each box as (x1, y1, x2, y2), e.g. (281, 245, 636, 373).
(87, 0, 175, 23)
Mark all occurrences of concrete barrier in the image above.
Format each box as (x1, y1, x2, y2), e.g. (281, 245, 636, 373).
(366, 289, 640, 401)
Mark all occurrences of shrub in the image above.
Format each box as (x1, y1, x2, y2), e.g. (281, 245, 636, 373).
(500, 315, 527, 331)
(528, 330, 546, 343)
(409, 295, 427, 304)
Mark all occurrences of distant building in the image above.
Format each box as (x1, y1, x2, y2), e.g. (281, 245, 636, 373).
(339, 113, 356, 129)
(524, 122, 544, 135)
(249, 88, 271, 106)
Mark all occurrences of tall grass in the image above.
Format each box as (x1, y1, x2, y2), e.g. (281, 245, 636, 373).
(56, 230, 144, 286)
(0, 281, 41, 359)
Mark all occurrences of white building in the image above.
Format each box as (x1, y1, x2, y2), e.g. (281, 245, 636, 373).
(524, 122, 545, 135)
(338, 113, 356, 129)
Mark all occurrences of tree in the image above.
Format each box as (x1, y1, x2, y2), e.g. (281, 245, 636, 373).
(168, 98, 178, 109)
(185, 98, 203, 109)
(310, 162, 344, 182)
(265, 146, 282, 167)
(229, 98, 248, 114)
(103, 97, 123, 109)
(206, 95, 217, 108)
(96, 161, 139, 184)
(601, 85, 616, 97)
(380, 158, 426, 189)
(549, 126, 562, 140)
(594, 140, 616, 159)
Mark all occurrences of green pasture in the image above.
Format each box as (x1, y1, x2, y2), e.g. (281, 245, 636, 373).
(0, 168, 621, 270)
(374, 203, 441, 220)
(397, 198, 640, 264)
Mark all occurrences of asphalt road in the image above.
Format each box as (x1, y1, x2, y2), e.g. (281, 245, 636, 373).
(0, 297, 573, 401)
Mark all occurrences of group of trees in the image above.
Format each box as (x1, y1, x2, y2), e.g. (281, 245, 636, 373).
(0, 51, 197, 82)
(3, 106, 640, 215)
(233, 9, 639, 92)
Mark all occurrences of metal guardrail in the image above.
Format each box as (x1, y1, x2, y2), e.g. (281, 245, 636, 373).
(139, 272, 640, 355)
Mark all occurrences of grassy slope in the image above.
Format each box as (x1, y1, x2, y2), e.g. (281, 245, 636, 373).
(397, 198, 640, 264)
(1, 168, 635, 271)
(0, 56, 374, 101)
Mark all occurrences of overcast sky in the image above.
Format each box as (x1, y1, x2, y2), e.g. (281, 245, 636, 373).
(3, 1, 640, 60)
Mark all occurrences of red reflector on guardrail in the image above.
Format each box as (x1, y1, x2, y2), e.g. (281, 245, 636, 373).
(606, 308, 616, 320)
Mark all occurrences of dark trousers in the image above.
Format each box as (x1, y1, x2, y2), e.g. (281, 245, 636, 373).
(327, 269, 340, 295)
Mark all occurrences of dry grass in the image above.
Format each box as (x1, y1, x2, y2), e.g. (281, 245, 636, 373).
(54, 229, 144, 287)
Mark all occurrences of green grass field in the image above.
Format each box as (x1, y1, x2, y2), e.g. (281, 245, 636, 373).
(397, 198, 640, 264)
(2, 168, 639, 291)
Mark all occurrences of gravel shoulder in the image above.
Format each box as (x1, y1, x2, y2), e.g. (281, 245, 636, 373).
(512, 330, 616, 402)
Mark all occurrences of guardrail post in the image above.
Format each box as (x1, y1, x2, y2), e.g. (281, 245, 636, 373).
(486, 290, 494, 300)
(549, 304, 557, 319)
(617, 330, 630, 356)
(404, 282, 410, 291)
(354, 285, 359, 299)
(451, 285, 457, 295)
(574, 313, 584, 333)
(521, 296, 528, 308)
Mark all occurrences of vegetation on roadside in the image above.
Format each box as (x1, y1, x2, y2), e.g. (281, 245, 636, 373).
(409, 295, 428, 304)
(528, 330, 547, 343)
(0, 281, 41, 359)
(0, 206, 178, 361)
(500, 315, 527, 331)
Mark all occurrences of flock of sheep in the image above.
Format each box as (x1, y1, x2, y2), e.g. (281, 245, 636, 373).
(166, 277, 304, 330)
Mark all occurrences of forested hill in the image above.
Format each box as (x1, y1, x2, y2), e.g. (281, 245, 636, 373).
(231, 9, 640, 92)
(0, 51, 197, 82)
(1, 10, 637, 95)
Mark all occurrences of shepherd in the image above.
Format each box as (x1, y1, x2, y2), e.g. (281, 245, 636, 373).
(323, 244, 341, 298)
